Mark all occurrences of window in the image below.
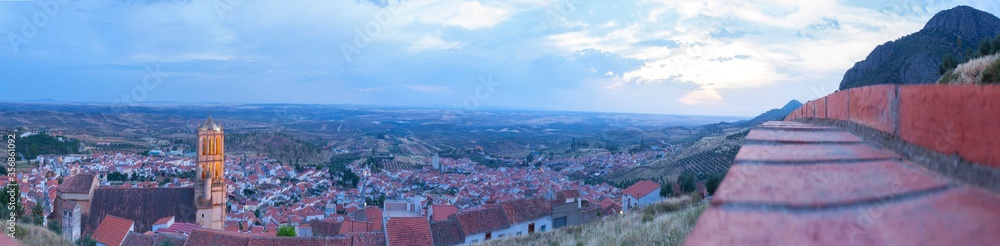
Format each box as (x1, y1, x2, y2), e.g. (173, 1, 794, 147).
(553, 216, 567, 229)
(485, 232, 492, 240)
(541, 225, 547, 232)
(528, 223, 535, 234)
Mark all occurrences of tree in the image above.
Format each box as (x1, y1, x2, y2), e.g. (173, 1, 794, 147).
(939, 53, 959, 75)
(705, 174, 724, 196)
(659, 182, 673, 197)
(78, 235, 97, 246)
(677, 173, 696, 193)
(0, 182, 24, 220)
(31, 202, 44, 225)
(48, 219, 61, 235)
(276, 225, 296, 237)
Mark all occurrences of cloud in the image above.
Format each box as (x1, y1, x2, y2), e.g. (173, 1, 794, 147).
(407, 36, 462, 52)
(679, 87, 724, 106)
(3, 0, 998, 116)
(443, 1, 512, 29)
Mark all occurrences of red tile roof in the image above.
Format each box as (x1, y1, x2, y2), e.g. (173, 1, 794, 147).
(184, 228, 249, 246)
(57, 174, 95, 193)
(430, 219, 464, 246)
(455, 207, 510, 235)
(499, 198, 551, 224)
(154, 216, 174, 226)
(92, 215, 134, 246)
(185, 228, 386, 246)
(430, 205, 458, 222)
(158, 222, 202, 234)
(623, 180, 660, 199)
(386, 217, 434, 246)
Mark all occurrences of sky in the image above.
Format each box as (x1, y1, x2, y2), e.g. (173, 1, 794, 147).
(1, 0, 999, 116)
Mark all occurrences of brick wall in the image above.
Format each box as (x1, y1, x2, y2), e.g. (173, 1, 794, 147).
(786, 85, 1000, 168)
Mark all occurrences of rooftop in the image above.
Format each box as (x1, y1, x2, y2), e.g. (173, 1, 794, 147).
(385, 217, 434, 246)
(92, 215, 134, 246)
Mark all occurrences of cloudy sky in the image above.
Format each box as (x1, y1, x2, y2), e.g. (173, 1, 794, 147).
(1, 0, 998, 116)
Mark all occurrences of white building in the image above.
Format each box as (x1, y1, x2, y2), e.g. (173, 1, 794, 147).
(622, 180, 663, 212)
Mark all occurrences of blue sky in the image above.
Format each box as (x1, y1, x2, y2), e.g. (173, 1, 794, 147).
(1, 0, 998, 116)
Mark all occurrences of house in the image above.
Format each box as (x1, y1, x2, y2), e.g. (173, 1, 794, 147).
(622, 180, 662, 212)
(429, 204, 458, 222)
(430, 219, 465, 246)
(455, 206, 512, 244)
(385, 217, 434, 246)
(151, 216, 174, 232)
(59, 200, 82, 242)
(499, 198, 552, 237)
(550, 197, 600, 229)
(92, 215, 134, 246)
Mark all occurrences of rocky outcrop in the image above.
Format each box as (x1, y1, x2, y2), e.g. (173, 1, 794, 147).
(839, 6, 1000, 90)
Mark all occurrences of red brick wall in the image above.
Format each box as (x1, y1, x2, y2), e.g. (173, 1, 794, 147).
(786, 85, 1000, 168)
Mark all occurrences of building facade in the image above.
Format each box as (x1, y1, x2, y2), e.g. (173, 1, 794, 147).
(195, 116, 227, 230)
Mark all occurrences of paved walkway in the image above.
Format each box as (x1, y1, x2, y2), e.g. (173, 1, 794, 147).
(686, 121, 1000, 245)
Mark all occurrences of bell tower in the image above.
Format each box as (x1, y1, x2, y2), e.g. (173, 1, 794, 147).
(195, 116, 226, 230)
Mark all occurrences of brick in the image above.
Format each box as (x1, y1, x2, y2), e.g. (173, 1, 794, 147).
(849, 85, 898, 134)
(899, 85, 1000, 168)
(959, 86, 1000, 167)
(686, 186, 1000, 246)
(827, 90, 850, 121)
(816, 97, 827, 119)
(715, 160, 949, 207)
(807, 100, 816, 118)
(762, 121, 811, 127)
(746, 129, 862, 143)
(735, 143, 898, 163)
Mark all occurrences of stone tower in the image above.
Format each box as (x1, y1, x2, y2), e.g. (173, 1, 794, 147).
(195, 116, 226, 230)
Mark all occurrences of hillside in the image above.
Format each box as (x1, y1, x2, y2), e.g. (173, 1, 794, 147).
(479, 196, 707, 246)
(225, 132, 327, 165)
(840, 5, 1000, 89)
(604, 100, 796, 184)
(12, 224, 73, 246)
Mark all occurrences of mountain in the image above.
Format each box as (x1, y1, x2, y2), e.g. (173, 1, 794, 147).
(839, 6, 1000, 90)
(738, 100, 802, 127)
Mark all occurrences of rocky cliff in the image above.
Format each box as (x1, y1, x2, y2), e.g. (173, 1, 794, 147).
(839, 6, 1000, 90)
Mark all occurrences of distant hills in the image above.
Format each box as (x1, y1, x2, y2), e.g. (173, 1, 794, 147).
(605, 100, 801, 184)
(736, 100, 802, 127)
(839, 5, 1000, 90)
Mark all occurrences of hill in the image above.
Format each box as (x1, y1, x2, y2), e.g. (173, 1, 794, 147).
(12, 224, 73, 246)
(478, 196, 707, 246)
(735, 100, 801, 127)
(839, 5, 1000, 90)
(604, 100, 796, 185)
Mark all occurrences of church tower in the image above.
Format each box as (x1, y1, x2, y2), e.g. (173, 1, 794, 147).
(195, 116, 226, 230)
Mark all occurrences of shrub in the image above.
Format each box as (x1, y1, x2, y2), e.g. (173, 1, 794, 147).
(938, 54, 1000, 84)
(276, 225, 296, 237)
(980, 56, 1000, 84)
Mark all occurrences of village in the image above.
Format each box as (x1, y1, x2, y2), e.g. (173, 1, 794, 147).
(13, 130, 676, 246)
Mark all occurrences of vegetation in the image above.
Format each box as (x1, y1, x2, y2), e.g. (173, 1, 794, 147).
(11, 224, 73, 246)
(939, 34, 1000, 83)
(478, 196, 708, 246)
(939, 54, 1000, 84)
(1, 182, 24, 220)
(276, 225, 296, 237)
(18, 132, 80, 160)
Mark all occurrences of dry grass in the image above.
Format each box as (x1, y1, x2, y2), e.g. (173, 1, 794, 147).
(939, 54, 1000, 84)
(12, 224, 73, 246)
(477, 195, 708, 246)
